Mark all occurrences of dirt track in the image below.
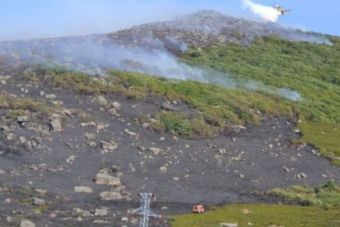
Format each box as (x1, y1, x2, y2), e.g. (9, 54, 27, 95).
(0, 66, 339, 226)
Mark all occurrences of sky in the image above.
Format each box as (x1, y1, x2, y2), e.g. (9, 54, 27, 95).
(0, 0, 339, 41)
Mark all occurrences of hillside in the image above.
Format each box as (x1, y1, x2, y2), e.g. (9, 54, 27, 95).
(0, 10, 339, 227)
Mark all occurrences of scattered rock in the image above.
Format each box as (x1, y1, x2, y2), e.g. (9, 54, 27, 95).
(160, 166, 167, 174)
(66, 155, 77, 164)
(95, 207, 109, 216)
(74, 186, 93, 194)
(49, 115, 62, 132)
(95, 169, 121, 186)
(34, 189, 48, 196)
(295, 172, 307, 180)
(20, 220, 36, 227)
(32, 197, 46, 206)
(124, 129, 137, 136)
(149, 147, 164, 155)
(95, 95, 108, 107)
(283, 166, 290, 173)
(219, 223, 238, 227)
(73, 208, 92, 217)
(101, 140, 118, 152)
(112, 101, 122, 111)
(99, 191, 123, 201)
(17, 115, 30, 124)
(172, 177, 180, 181)
(161, 102, 178, 111)
(45, 94, 57, 100)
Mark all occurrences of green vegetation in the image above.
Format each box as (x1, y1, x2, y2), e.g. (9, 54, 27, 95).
(151, 112, 218, 138)
(50, 71, 117, 95)
(297, 120, 340, 165)
(0, 94, 52, 119)
(182, 36, 340, 123)
(111, 72, 295, 131)
(45, 36, 340, 162)
(181, 36, 340, 163)
(269, 181, 340, 210)
(171, 204, 340, 227)
(47, 69, 296, 138)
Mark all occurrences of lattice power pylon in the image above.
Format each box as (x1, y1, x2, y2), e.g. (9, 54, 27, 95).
(135, 193, 161, 227)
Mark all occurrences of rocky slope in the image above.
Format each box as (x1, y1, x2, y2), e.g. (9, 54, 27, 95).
(0, 10, 339, 227)
(0, 63, 339, 227)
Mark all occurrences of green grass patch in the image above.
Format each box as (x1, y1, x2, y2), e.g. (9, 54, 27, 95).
(46, 69, 298, 138)
(182, 36, 340, 123)
(151, 112, 218, 138)
(0, 94, 53, 119)
(269, 181, 340, 210)
(298, 120, 340, 165)
(171, 204, 340, 227)
(110, 71, 296, 134)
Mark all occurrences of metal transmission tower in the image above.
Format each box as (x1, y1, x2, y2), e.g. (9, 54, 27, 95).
(136, 193, 161, 227)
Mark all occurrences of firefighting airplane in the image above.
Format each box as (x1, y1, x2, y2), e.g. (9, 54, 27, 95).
(274, 4, 291, 15)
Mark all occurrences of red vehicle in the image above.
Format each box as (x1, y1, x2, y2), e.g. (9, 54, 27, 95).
(192, 205, 205, 214)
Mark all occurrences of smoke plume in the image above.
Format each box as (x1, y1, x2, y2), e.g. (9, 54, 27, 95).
(0, 36, 301, 102)
(241, 0, 280, 22)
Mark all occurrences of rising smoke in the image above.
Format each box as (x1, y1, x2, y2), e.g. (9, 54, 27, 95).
(0, 36, 302, 102)
(241, 0, 280, 22)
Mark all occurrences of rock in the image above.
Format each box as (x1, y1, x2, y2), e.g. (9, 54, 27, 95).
(0, 80, 7, 85)
(66, 155, 77, 164)
(95, 169, 121, 186)
(149, 147, 164, 155)
(93, 220, 111, 224)
(219, 223, 238, 227)
(230, 125, 246, 133)
(32, 197, 46, 206)
(268, 144, 274, 149)
(121, 217, 129, 222)
(95, 207, 109, 216)
(20, 220, 36, 227)
(0, 169, 6, 175)
(109, 108, 119, 116)
(124, 129, 137, 136)
(112, 101, 122, 111)
(283, 166, 290, 173)
(17, 115, 30, 124)
(172, 177, 180, 181)
(34, 189, 48, 196)
(99, 191, 123, 201)
(295, 172, 307, 180)
(161, 102, 178, 111)
(74, 186, 93, 194)
(160, 166, 167, 174)
(95, 96, 108, 106)
(101, 140, 118, 152)
(49, 116, 62, 132)
(73, 208, 92, 217)
(45, 94, 57, 100)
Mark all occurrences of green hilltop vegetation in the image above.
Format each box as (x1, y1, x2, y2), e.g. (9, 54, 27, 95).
(181, 36, 340, 165)
(43, 35, 340, 164)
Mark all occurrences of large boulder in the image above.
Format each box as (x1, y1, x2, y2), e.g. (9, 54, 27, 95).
(95, 96, 108, 107)
(95, 169, 121, 186)
(99, 191, 123, 201)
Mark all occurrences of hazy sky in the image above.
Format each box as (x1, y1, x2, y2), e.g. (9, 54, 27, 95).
(0, 0, 339, 41)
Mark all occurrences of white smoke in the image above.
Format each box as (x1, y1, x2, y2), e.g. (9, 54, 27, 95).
(0, 37, 302, 102)
(241, 0, 280, 22)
